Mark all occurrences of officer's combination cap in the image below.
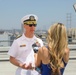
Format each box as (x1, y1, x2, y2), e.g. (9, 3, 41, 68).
(21, 14, 38, 25)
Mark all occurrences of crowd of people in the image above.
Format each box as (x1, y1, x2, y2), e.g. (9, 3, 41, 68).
(8, 14, 69, 75)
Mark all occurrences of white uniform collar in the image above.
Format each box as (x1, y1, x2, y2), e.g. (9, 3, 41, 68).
(21, 33, 37, 41)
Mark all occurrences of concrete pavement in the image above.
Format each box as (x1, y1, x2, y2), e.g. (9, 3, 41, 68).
(0, 60, 76, 75)
(64, 60, 76, 75)
(0, 61, 17, 75)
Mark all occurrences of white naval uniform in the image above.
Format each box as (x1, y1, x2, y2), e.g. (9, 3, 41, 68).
(8, 34, 43, 75)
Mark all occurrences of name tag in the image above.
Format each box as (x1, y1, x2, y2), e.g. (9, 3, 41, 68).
(20, 44, 26, 47)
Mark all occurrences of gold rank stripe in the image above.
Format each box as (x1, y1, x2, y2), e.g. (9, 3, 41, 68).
(24, 21, 37, 24)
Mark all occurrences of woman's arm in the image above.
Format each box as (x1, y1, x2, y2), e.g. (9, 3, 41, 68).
(63, 48, 70, 63)
(35, 47, 42, 67)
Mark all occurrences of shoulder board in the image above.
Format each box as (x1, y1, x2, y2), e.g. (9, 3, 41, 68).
(16, 35, 22, 39)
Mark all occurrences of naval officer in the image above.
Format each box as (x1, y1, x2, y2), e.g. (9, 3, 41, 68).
(8, 14, 43, 75)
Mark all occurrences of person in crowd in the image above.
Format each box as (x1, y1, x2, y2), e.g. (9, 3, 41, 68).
(35, 23, 69, 75)
(8, 14, 43, 75)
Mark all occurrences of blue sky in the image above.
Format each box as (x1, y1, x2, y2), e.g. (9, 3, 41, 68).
(0, 0, 76, 30)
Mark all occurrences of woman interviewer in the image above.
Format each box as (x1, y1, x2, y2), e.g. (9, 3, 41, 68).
(35, 23, 69, 75)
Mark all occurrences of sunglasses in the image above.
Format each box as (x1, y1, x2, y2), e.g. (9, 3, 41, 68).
(26, 24, 37, 27)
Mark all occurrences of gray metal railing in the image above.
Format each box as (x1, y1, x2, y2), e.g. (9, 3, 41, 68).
(0, 44, 76, 61)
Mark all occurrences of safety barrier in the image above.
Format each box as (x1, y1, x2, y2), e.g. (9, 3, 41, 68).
(0, 44, 76, 61)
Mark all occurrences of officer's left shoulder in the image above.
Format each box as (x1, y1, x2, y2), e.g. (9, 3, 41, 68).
(36, 37, 42, 42)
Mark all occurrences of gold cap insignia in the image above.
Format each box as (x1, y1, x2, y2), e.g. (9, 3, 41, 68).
(29, 16, 35, 20)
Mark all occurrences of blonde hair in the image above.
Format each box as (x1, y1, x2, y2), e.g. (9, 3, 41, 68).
(47, 23, 68, 75)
